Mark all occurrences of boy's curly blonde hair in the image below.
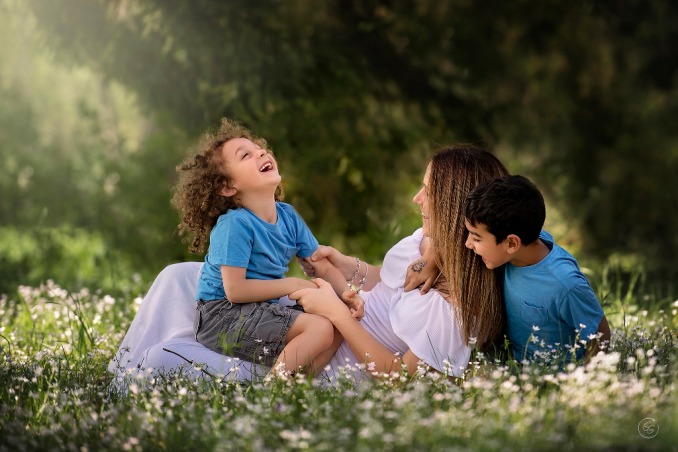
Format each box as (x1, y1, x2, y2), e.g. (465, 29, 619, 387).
(172, 118, 284, 253)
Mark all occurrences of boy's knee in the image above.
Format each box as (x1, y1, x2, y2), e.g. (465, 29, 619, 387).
(293, 314, 334, 348)
(313, 317, 334, 347)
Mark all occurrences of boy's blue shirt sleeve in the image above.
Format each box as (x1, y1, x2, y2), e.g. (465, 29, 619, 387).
(289, 206, 319, 258)
(558, 278, 605, 341)
(208, 215, 253, 268)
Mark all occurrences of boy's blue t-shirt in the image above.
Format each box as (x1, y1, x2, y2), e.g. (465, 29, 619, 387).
(195, 202, 319, 303)
(505, 231, 604, 363)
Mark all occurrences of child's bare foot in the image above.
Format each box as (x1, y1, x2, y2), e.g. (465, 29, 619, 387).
(265, 362, 293, 381)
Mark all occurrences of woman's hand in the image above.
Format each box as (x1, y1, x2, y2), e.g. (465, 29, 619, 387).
(289, 279, 351, 322)
(290, 277, 321, 292)
(403, 255, 440, 294)
(341, 289, 365, 320)
(296, 245, 355, 280)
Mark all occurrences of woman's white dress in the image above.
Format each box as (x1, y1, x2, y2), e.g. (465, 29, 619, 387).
(109, 229, 471, 381)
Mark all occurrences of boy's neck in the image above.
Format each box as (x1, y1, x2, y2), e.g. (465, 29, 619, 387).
(508, 239, 551, 268)
(240, 193, 278, 224)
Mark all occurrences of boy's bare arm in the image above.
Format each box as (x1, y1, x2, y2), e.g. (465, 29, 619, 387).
(584, 315, 611, 363)
(221, 266, 316, 304)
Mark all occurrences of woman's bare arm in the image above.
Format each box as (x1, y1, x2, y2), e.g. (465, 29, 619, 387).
(290, 279, 421, 377)
(308, 258, 365, 319)
(332, 314, 421, 377)
(298, 246, 382, 292)
(306, 258, 350, 297)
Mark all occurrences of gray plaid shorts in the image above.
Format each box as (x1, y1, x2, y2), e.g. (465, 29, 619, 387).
(194, 296, 302, 367)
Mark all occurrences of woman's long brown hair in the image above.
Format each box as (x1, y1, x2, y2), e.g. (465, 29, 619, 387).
(428, 145, 510, 350)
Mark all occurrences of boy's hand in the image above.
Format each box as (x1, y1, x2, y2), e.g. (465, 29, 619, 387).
(297, 256, 315, 277)
(341, 289, 365, 321)
(404, 256, 440, 294)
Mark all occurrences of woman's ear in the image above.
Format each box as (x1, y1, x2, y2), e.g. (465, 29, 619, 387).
(219, 184, 237, 198)
(505, 234, 522, 254)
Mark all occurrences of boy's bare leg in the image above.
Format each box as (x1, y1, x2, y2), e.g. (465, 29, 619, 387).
(309, 327, 343, 377)
(273, 312, 334, 375)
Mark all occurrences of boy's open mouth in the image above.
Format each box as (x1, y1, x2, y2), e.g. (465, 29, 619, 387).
(259, 162, 274, 172)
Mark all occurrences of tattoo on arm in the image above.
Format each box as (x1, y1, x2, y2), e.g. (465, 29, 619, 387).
(411, 260, 427, 273)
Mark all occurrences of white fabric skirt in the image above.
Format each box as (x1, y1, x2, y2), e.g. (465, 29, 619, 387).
(109, 263, 365, 382)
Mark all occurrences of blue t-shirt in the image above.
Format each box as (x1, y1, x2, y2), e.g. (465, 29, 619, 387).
(505, 231, 604, 363)
(195, 202, 319, 303)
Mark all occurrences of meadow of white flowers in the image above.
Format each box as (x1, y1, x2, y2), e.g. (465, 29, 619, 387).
(1, 279, 676, 451)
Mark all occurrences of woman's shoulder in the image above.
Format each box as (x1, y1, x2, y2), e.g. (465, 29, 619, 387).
(385, 228, 424, 258)
(380, 228, 425, 288)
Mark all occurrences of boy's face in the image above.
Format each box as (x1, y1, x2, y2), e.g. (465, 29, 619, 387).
(464, 220, 512, 269)
(220, 138, 281, 196)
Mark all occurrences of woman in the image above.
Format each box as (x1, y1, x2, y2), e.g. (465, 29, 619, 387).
(109, 145, 509, 381)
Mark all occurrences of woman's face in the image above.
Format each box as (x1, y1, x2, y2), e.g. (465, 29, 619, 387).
(413, 163, 431, 236)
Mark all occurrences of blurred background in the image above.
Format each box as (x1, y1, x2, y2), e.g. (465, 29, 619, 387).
(1, 0, 677, 299)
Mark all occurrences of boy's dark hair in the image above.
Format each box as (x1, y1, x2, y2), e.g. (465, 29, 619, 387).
(464, 175, 545, 245)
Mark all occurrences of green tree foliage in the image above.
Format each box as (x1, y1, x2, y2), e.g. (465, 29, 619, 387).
(10, 0, 678, 276)
(0, 3, 197, 293)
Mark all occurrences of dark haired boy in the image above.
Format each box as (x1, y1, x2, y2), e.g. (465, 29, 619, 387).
(464, 175, 610, 364)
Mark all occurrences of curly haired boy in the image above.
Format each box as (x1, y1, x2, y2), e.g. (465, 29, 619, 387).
(173, 118, 362, 376)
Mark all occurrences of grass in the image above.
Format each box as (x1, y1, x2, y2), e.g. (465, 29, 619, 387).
(0, 269, 677, 451)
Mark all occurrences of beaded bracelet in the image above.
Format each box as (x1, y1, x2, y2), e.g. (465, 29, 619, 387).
(356, 262, 369, 294)
(348, 258, 361, 288)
